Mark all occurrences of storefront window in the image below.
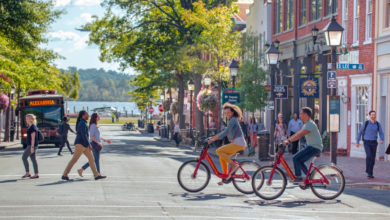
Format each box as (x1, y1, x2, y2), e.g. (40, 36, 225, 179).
(300, 0, 307, 25)
(311, 0, 322, 21)
(355, 86, 369, 137)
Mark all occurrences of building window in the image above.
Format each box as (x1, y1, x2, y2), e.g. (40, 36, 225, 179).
(326, 0, 338, 16)
(286, 0, 294, 30)
(355, 86, 369, 138)
(341, 0, 348, 45)
(300, 0, 307, 25)
(365, 0, 372, 41)
(275, 0, 284, 33)
(353, 0, 359, 44)
(387, 0, 390, 27)
(311, 0, 322, 21)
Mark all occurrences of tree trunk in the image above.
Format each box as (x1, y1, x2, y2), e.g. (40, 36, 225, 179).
(177, 71, 185, 129)
(194, 73, 204, 134)
(216, 80, 222, 131)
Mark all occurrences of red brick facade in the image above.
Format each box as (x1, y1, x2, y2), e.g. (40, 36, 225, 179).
(271, 0, 376, 157)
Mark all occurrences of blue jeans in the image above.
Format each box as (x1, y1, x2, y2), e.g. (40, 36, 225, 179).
(363, 141, 378, 176)
(293, 146, 321, 177)
(82, 150, 100, 173)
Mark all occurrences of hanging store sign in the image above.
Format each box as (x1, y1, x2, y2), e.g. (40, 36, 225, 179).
(299, 78, 319, 98)
(273, 85, 288, 99)
(222, 89, 240, 105)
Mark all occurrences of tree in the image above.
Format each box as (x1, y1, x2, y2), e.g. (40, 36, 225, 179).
(237, 32, 268, 114)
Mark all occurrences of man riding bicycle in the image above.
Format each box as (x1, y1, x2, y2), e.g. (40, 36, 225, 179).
(283, 107, 323, 184)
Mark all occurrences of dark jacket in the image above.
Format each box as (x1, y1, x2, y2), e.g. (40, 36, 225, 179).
(74, 119, 89, 147)
(27, 124, 39, 147)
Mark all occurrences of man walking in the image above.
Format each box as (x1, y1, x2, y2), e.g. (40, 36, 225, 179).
(288, 113, 303, 154)
(356, 110, 384, 179)
(57, 117, 75, 156)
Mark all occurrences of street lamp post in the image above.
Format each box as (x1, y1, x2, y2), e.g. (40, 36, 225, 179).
(204, 77, 211, 137)
(229, 59, 239, 88)
(188, 80, 195, 138)
(266, 42, 280, 156)
(324, 16, 344, 165)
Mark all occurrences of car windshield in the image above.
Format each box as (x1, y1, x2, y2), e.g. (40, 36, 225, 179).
(22, 106, 63, 128)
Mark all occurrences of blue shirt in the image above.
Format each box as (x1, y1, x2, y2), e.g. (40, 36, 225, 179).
(74, 119, 89, 147)
(356, 120, 385, 143)
(288, 119, 303, 134)
(248, 123, 257, 133)
(89, 123, 100, 144)
(217, 117, 243, 142)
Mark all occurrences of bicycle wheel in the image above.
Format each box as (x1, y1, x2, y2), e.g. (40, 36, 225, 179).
(310, 165, 345, 200)
(251, 166, 287, 200)
(177, 160, 210, 193)
(232, 161, 260, 194)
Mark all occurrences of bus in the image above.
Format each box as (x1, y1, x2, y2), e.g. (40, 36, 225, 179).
(18, 90, 64, 148)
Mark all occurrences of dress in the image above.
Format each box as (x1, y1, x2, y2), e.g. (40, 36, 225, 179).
(275, 123, 287, 145)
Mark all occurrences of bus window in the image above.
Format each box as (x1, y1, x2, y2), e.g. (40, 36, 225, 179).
(21, 106, 62, 128)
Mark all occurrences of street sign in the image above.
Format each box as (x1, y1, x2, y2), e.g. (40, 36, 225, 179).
(273, 85, 288, 99)
(267, 101, 274, 110)
(337, 63, 364, 70)
(327, 71, 337, 88)
(222, 89, 240, 105)
(327, 96, 340, 132)
(148, 106, 154, 114)
(158, 104, 164, 112)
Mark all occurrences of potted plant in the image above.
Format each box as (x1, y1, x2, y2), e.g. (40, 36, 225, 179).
(196, 89, 218, 113)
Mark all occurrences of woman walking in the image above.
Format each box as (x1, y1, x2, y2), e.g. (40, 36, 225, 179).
(248, 117, 258, 156)
(57, 116, 76, 156)
(274, 115, 288, 145)
(21, 114, 39, 179)
(61, 110, 106, 181)
(173, 121, 181, 147)
(78, 113, 111, 177)
(207, 103, 247, 185)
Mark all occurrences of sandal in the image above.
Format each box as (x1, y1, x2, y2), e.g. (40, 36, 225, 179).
(22, 174, 31, 178)
(30, 175, 39, 179)
(217, 181, 224, 185)
(77, 169, 84, 177)
(227, 164, 240, 179)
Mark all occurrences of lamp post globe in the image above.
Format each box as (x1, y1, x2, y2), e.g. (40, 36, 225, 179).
(188, 80, 195, 91)
(324, 16, 344, 47)
(266, 43, 280, 65)
(229, 59, 239, 88)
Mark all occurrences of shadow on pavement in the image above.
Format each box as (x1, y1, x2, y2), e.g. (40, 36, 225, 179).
(244, 199, 337, 208)
(37, 178, 89, 186)
(169, 192, 245, 201)
(0, 179, 18, 184)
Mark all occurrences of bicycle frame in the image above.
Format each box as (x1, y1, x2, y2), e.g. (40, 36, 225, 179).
(193, 146, 249, 181)
(269, 152, 330, 186)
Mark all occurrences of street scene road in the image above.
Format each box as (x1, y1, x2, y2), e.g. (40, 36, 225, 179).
(0, 125, 389, 220)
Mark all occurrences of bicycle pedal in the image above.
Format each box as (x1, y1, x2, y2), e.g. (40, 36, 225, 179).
(222, 178, 232, 184)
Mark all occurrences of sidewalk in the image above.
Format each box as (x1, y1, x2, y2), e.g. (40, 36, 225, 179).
(0, 139, 21, 150)
(152, 132, 390, 190)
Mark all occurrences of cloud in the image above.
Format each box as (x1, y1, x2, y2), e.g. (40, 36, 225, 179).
(47, 31, 89, 51)
(73, 0, 101, 6)
(80, 13, 93, 23)
(54, 0, 71, 7)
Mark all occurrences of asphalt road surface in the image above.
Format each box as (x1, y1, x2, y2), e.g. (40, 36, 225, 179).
(0, 125, 389, 219)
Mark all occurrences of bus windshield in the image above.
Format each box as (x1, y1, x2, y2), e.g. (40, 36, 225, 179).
(21, 106, 63, 128)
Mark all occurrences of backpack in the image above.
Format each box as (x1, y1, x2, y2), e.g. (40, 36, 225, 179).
(37, 130, 44, 143)
(361, 120, 379, 141)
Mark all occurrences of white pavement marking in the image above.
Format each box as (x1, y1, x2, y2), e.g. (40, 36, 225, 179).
(0, 216, 260, 219)
(0, 205, 389, 216)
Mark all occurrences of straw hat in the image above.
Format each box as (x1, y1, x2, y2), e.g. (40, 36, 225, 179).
(223, 102, 242, 120)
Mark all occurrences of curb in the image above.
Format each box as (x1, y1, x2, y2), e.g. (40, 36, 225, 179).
(0, 142, 21, 151)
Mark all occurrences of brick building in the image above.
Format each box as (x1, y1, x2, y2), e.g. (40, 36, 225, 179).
(270, 0, 377, 158)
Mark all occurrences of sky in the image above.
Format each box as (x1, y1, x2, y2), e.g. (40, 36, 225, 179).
(44, 0, 135, 74)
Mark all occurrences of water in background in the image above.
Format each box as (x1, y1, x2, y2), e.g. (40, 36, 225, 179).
(65, 101, 141, 116)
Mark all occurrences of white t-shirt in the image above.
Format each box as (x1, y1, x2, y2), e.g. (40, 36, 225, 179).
(174, 125, 180, 133)
(233, 136, 247, 147)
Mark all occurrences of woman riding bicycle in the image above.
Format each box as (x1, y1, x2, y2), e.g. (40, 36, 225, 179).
(208, 103, 247, 185)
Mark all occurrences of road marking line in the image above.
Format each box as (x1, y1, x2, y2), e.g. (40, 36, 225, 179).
(0, 216, 259, 219)
(0, 205, 388, 216)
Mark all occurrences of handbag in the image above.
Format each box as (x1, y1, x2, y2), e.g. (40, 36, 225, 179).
(386, 144, 390, 155)
(91, 141, 102, 152)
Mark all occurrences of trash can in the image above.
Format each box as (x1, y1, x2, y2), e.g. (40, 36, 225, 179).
(147, 123, 154, 133)
(258, 131, 270, 161)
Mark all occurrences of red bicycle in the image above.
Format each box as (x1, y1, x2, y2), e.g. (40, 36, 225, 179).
(177, 139, 260, 194)
(251, 145, 345, 200)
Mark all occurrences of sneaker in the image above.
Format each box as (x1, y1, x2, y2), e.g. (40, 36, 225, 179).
(95, 175, 107, 180)
(61, 176, 71, 181)
(367, 175, 374, 179)
(293, 177, 304, 185)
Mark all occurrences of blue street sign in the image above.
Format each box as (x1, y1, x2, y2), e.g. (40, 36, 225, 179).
(337, 63, 364, 70)
(300, 78, 319, 98)
(328, 71, 337, 79)
(222, 90, 240, 105)
(327, 71, 337, 88)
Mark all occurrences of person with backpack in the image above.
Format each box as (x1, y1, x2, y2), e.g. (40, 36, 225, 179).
(21, 114, 40, 179)
(356, 110, 384, 179)
(57, 116, 75, 156)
